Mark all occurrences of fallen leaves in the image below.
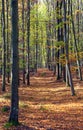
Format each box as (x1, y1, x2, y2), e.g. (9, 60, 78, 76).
(0, 68, 83, 130)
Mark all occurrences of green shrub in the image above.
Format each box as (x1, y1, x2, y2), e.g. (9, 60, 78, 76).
(1, 106, 10, 112)
(4, 121, 20, 129)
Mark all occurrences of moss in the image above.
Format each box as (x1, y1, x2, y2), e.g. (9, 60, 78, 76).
(4, 121, 20, 129)
(1, 106, 10, 112)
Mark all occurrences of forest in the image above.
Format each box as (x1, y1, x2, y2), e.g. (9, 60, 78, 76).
(0, 0, 83, 129)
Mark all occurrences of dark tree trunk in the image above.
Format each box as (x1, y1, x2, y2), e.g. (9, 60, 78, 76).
(46, 1, 51, 70)
(22, 0, 26, 84)
(35, 0, 38, 72)
(27, 0, 30, 85)
(6, 0, 10, 83)
(9, 0, 19, 124)
(2, 0, 6, 91)
(63, 0, 75, 96)
(56, 1, 61, 80)
(70, 0, 82, 81)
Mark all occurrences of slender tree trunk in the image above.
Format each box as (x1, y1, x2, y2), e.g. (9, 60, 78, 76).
(35, 0, 38, 72)
(6, 0, 10, 83)
(56, 1, 61, 80)
(2, 0, 6, 91)
(70, 0, 82, 81)
(77, 0, 80, 47)
(22, 0, 26, 84)
(63, 0, 75, 96)
(26, 0, 30, 85)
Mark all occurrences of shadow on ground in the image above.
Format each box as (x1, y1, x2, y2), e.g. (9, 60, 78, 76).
(15, 124, 35, 130)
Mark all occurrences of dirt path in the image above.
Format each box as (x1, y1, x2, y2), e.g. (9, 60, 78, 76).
(0, 69, 83, 130)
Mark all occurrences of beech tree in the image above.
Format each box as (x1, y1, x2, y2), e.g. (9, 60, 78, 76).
(63, 0, 75, 96)
(2, 0, 6, 91)
(9, 0, 19, 124)
(26, 0, 30, 85)
(22, 0, 26, 84)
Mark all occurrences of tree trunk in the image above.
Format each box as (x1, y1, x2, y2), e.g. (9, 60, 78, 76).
(63, 0, 75, 96)
(9, 0, 19, 124)
(2, 0, 6, 91)
(22, 0, 26, 84)
(26, 0, 30, 85)
(35, 0, 38, 72)
(6, 0, 10, 83)
(70, 0, 82, 81)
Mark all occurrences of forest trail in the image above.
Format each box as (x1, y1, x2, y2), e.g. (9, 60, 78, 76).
(0, 69, 83, 130)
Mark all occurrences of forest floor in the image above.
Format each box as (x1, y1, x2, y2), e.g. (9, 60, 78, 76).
(0, 68, 83, 130)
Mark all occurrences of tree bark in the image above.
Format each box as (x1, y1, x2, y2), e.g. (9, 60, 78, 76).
(2, 0, 6, 91)
(27, 0, 30, 85)
(63, 0, 75, 96)
(9, 0, 19, 124)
